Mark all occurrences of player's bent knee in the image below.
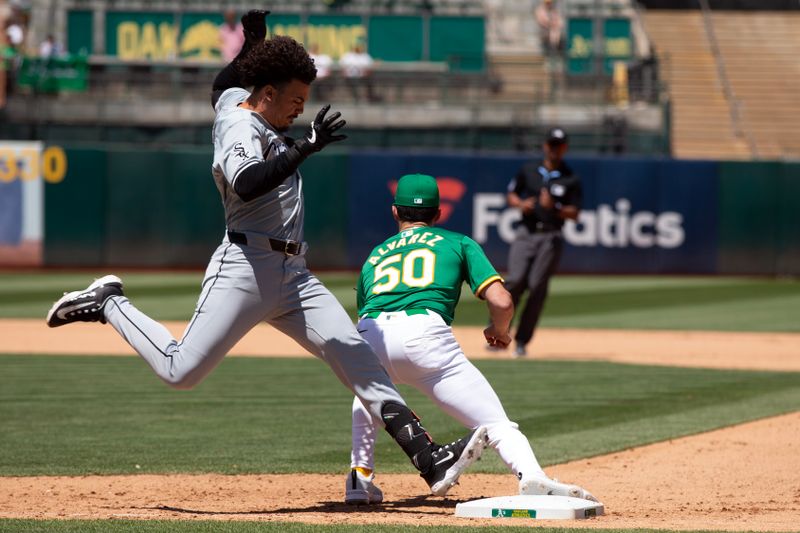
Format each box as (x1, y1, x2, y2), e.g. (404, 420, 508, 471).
(484, 420, 521, 445)
(161, 369, 203, 390)
(485, 420, 519, 431)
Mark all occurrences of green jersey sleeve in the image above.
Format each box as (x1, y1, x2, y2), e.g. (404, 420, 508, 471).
(462, 235, 503, 298)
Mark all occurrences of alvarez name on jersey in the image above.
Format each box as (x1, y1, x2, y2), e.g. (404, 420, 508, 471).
(357, 226, 502, 325)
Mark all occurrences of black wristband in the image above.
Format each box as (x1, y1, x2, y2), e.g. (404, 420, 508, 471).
(292, 137, 318, 157)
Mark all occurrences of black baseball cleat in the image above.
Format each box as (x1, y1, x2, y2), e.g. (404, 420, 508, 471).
(46, 275, 124, 328)
(418, 426, 488, 496)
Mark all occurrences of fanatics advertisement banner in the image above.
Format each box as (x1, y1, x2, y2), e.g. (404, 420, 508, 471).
(347, 152, 719, 274)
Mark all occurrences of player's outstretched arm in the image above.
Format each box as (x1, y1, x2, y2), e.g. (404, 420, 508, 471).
(232, 105, 347, 202)
(482, 281, 513, 348)
(211, 9, 269, 108)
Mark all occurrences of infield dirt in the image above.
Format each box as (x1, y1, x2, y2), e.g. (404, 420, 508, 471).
(3, 319, 800, 371)
(2, 319, 799, 530)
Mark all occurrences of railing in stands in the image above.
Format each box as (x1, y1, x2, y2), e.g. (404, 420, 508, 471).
(7, 54, 502, 113)
(698, 0, 758, 158)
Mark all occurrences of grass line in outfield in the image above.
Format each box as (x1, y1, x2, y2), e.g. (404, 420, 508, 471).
(1, 272, 798, 331)
(0, 519, 751, 533)
(1, 355, 798, 476)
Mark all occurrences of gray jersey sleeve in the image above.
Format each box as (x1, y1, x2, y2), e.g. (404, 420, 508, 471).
(215, 88, 265, 186)
(220, 120, 265, 186)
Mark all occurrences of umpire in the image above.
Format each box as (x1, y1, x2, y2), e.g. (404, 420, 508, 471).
(504, 127, 582, 357)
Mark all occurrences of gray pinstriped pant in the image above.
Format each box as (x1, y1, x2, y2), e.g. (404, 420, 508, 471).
(103, 239, 405, 422)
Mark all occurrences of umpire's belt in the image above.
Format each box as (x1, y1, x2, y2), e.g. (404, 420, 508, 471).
(227, 230, 304, 256)
(522, 222, 561, 234)
(361, 308, 430, 320)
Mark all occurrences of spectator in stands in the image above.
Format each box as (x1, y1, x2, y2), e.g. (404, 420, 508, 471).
(339, 42, 378, 103)
(5, 19, 24, 52)
(309, 44, 333, 101)
(310, 44, 332, 80)
(39, 34, 64, 58)
(219, 8, 245, 63)
(5, 8, 25, 56)
(535, 0, 564, 55)
(3, 7, 26, 102)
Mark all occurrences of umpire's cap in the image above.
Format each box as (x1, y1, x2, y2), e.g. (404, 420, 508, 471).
(545, 127, 568, 146)
(394, 174, 440, 208)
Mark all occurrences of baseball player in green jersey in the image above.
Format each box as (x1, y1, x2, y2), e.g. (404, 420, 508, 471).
(344, 174, 598, 505)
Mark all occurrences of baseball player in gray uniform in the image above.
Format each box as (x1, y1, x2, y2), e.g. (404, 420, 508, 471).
(46, 26, 486, 497)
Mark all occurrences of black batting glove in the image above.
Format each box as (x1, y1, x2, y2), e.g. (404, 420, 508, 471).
(241, 9, 269, 46)
(295, 105, 348, 155)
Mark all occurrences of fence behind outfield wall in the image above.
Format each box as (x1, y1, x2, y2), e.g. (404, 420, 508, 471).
(2, 144, 796, 275)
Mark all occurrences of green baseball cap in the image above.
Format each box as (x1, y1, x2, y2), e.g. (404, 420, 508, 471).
(393, 173, 440, 208)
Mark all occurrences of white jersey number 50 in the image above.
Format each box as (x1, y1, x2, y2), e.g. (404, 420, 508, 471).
(373, 249, 436, 294)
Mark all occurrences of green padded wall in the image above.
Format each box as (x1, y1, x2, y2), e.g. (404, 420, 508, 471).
(44, 148, 108, 265)
(300, 152, 350, 268)
(429, 16, 485, 71)
(44, 147, 349, 268)
(774, 163, 800, 274)
(717, 161, 800, 275)
(67, 10, 93, 55)
(368, 16, 424, 61)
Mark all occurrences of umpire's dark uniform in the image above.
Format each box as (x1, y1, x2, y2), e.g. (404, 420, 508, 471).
(505, 128, 582, 356)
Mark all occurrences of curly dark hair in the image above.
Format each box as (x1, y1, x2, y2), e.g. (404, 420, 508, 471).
(237, 35, 317, 89)
(395, 205, 439, 225)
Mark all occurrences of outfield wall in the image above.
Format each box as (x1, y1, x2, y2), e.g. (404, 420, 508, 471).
(8, 145, 797, 275)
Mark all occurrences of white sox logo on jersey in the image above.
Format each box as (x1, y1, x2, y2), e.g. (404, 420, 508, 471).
(232, 142, 250, 160)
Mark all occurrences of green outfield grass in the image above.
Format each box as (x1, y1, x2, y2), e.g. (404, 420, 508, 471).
(2, 272, 798, 533)
(1, 272, 798, 331)
(1, 355, 798, 477)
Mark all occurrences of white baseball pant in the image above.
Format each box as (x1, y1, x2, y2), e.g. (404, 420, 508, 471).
(350, 310, 546, 480)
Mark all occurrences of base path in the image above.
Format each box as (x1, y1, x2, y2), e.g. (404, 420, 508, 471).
(2, 319, 800, 371)
(1, 412, 798, 530)
(3, 318, 799, 530)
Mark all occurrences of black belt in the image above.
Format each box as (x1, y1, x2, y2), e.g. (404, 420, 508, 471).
(525, 222, 561, 233)
(227, 231, 303, 256)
